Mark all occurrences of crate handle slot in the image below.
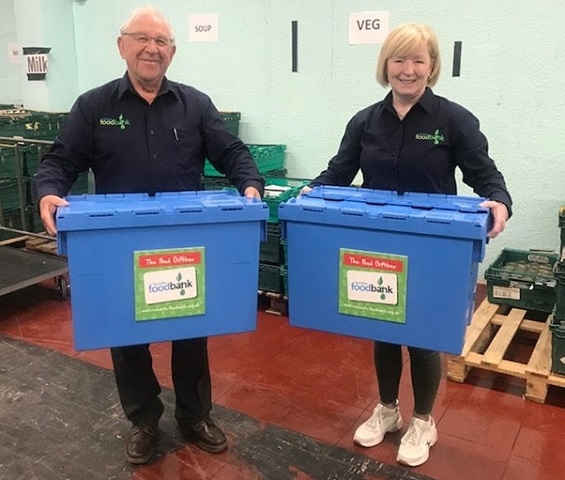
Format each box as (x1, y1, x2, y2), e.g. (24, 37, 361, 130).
(425, 217, 453, 224)
(220, 205, 243, 211)
(340, 208, 365, 216)
(134, 209, 160, 215)
(176, 206, 203, 213)
(87, 212, 114, 218)
(381, 213, 407, 220)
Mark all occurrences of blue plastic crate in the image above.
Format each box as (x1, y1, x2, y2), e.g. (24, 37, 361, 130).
(57, 190, 268, 350)
(278, 186, 490, 354)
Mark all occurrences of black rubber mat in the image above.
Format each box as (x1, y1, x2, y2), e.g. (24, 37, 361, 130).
(0, 335, 436, 480)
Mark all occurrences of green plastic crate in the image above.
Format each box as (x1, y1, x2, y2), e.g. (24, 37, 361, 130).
(485, 248, 558, 312)
(260, 223, 283, 264)
(219, 111, 241, 136)
(280, 264, 288, 296)
(0, 143, 52, 179)
(0, 111, 67, 141)
(204, 144, 286, 177)
(249, 144, 286, 173)
(258, 262, 284, 294)
(559, 207, 565, 260)
(24, 203, 44, 233)
(0, 177, 32, 211)
(0, 145, 22, 179)
(550, 316, 565, 375)
(70, 172, 90, 195)
(0, 205, 31, 232)
(263, 177, 310, 223)
(201, 176, 233, 190)
(555, 261, 565, 320)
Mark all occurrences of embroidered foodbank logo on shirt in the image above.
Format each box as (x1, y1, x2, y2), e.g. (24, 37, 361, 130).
(99, 113, 130, 130)
(415, 129, 444, 144)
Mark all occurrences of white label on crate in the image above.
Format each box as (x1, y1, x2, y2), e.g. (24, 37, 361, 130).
(339, 249, 407, 323)
(133, 247, 205, 321)
(492, 286, 521, 300)
(346, 270, 398, 305)
(143, 267, 197, 304)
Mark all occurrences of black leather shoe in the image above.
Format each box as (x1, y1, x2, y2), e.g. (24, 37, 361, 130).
(125, 425, 157, 464)
(183, 417, 227, 453)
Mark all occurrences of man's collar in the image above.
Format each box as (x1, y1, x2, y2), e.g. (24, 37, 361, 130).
(117, 73, 177, 100)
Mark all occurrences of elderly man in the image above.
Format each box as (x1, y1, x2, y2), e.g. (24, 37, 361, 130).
(35, 5, 264, 464)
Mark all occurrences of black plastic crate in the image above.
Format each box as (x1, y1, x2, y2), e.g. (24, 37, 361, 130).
(485, 248, 558, 312)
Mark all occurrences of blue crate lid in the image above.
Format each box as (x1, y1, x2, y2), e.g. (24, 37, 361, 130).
(56, 190, 268, 232)
(278, 185, 490, 241)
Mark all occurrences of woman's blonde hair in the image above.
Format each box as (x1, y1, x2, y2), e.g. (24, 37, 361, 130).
(376, 23, 441, 87)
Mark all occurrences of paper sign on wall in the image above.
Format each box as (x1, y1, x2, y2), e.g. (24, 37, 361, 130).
(349, 11, 389, 45)
(7, 43, 22, 64)
(22, 46, 51, 81)
(188, 14, 218, 43)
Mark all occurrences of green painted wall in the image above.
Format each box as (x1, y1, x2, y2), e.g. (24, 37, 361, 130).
(2, 0, 564, 275)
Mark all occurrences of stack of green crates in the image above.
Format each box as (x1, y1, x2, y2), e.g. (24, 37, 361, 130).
(559, 206, 565, 260)
(202, 108, 302, 296)
(551, 261, 565, 375)
(0, 143, 29, 235)
(0, 110, 68, 141)
(550, 208, 565, 376)
(0, 110, 90, 234)
(258, 176, 310, 296)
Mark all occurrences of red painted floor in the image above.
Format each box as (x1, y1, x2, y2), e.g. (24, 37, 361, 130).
(2, 280, 565, 480)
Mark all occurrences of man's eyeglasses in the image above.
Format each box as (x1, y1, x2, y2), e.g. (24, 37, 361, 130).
(122, 32, 173, 47)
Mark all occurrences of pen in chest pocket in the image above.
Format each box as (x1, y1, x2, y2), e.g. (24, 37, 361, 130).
(173, 128, 179, 141)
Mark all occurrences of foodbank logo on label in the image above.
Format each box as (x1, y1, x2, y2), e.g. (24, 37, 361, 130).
(144, 267, 197, 305)
(347, 270, 398, 305)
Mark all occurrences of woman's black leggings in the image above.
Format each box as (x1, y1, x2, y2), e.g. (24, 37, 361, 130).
(373, 341, 441, 416)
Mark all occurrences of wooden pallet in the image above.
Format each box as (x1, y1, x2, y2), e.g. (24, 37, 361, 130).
(24, 236, 58, 255)
(447, 298, 565, 403)
(0, 235, 29, 247)
(258, 290, 288, 316)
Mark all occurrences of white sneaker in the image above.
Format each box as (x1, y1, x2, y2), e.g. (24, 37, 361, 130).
(353, 402, 403, 447)
(397, 416, 438, 467)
